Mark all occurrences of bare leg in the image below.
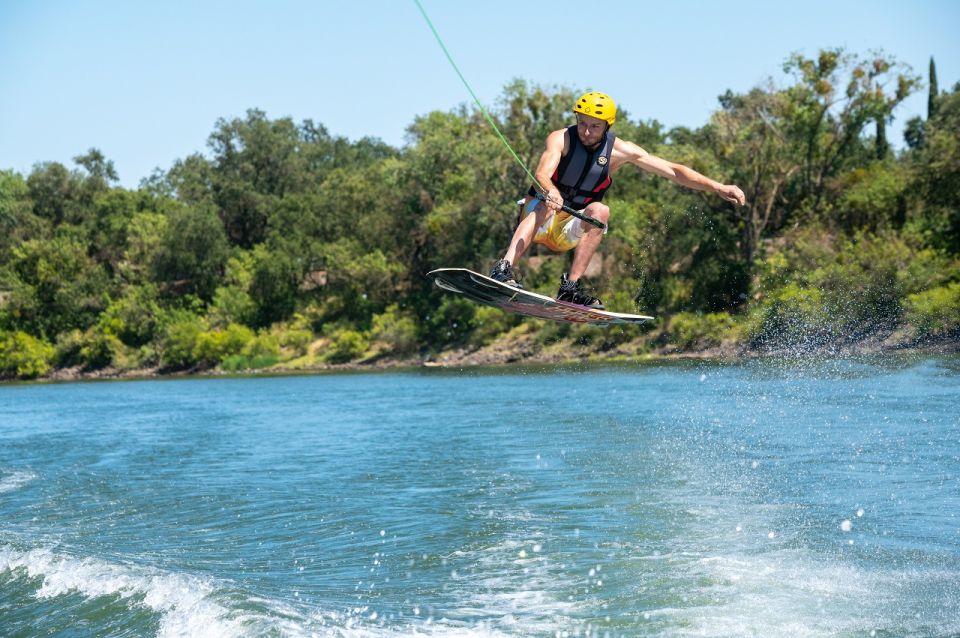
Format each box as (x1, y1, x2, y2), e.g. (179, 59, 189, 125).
(567, 203, 610, 281)
(503, 199, 551, 265)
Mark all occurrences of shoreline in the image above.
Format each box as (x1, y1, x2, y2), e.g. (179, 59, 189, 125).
(21, 331, 959, 385)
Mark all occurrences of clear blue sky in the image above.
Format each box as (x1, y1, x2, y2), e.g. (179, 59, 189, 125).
(1, 0, 957, 188)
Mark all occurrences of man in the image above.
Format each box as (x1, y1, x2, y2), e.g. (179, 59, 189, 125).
(489, 91, 746, 308)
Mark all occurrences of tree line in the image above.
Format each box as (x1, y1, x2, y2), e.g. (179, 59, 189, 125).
(1, 49, 958, 379)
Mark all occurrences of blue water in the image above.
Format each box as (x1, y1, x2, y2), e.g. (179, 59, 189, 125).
(1, 356, 958, 637)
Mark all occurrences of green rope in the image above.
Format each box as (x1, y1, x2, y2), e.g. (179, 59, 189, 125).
(412, 0, 606, 231)
(412, 0, 545, 193)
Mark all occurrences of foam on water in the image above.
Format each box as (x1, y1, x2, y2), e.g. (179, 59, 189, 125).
(0, 469, 37, 494)
(5, 538, 956, 638)
(645, 548, 960, 637)
(0, 544, 245, 637)
(445, 536, 583, 633)
(0, 542, 553, 638)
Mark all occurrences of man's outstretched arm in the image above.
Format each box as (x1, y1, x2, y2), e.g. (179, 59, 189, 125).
(620, 140, 746, 205)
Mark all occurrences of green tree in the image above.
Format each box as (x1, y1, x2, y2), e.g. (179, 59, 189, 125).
(831, 161, 908, 232)
(74, 148, 119, 185)
(3, 236, 110, 337)
(97, 284, 163, 347)
(248, 243, 301, 328)
(0, 170, 47, 263)
(26, 162, 84, 227)
(910, 83, 960, 252)
(904, 57, 941, 150)
(929, 57, 939, 118)
(151, 204, 229, 300)
(710, 87, 799, 264)
(84, 189, 159, 273)
(120, 210, 168, 284)
(498, 80, 579, 182)
(781, 49, 917, 214)
(318, 239, 406, 324)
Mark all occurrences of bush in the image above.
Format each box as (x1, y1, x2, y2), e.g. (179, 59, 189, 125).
(531, 316, 572, 346)
(275, 327, 312, 356)
(325, 328, 369, 363)
(79, 332, 124, 370)
(54, 329, 86, 368)
(754, 231, 956, 342)
(832, 161, 907, 232)
(221, 353, 280, 371)
(218, 329, 281, 371)
(55, 328, 133, 371)
(193, 323, 255, 366)
(466, 305, 515, 348)
(0, 331, 55, 379)
(209, 285, 256, 327)
(668, 312, 738, 350)
(904, 282, 960, 339)
(594, 290, 650, 348)
(748, 284, 833, 349)
(421, 296, 477, 345)
(243, 331, 281, 358)
(158, 314, 206, 369)
(370, 304, 420, 355)
(97, 285, 162, 347)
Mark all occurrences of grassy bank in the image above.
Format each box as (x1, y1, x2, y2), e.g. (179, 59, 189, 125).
(14, 316, 956, 385)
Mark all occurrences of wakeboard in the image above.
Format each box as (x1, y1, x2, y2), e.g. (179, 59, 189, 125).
(428, 268, 653, 326)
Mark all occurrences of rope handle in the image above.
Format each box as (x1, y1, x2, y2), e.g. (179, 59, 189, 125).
(534, 192, 607, 231)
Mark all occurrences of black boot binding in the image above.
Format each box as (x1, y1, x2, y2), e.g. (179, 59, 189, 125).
(556, 273, 603, 309)
(489, 259, 523, 288)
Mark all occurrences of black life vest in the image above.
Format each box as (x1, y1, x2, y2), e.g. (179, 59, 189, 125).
(529, 125, 615, 211)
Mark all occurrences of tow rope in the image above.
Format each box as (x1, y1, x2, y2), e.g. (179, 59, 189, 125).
(412, 0, 607, 231)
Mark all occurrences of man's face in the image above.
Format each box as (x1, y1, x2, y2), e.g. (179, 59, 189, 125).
(575, 113, 607, 148)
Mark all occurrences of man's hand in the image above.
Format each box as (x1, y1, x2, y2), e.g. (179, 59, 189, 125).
(544, 188, 564, 212)
(716, 184, 746, 206)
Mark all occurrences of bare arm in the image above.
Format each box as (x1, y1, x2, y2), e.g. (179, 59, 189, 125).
(533, 129, 567, 211)
(617, 140, 746, 205)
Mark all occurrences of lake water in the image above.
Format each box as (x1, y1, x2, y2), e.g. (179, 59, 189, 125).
(1, 355, 958, 637)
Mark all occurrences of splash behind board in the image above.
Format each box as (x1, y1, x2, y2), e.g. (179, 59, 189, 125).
(428, 268, 653, 326)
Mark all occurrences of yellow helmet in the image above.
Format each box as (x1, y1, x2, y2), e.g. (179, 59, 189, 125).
(574, 91, 617, 126)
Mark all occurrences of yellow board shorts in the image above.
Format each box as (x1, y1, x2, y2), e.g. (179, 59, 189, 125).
(521, 197, 605, 252)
